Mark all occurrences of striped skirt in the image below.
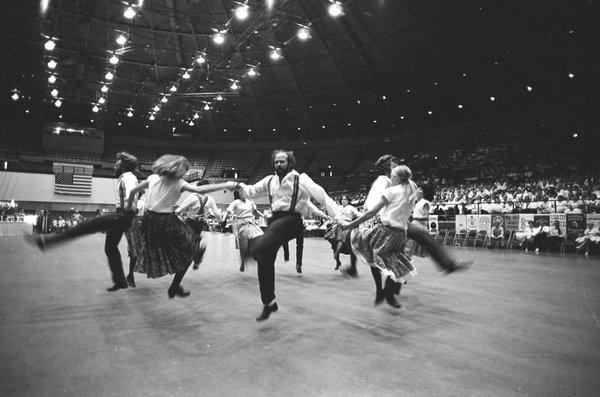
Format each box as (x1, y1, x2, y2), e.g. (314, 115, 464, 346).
(350, 224, 415, 282)
(135, 211, 200, 278)
(125, 216, 143, 258)
(324, 223, 353, 255)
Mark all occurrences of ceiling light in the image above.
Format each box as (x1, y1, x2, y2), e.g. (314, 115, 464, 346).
(230, 81, 239, 90)
(48, 75, 57, 84)
(47, 59, 57, 69)
(127, 110, 133, 117)
(92, 105, 99, 112)
(373, 120, 377, 123)
(116, 34, 127, 46)
(149, 114, 155, 120)
(381, 95, 386, 100)
(189, 120, 195, 126)
(44, 40, 56, 51)
(50, 88, 59, 97)
(105, 71, 114, 80)
(356, 99, 361, 104)
(573, 133, 578, 138)
(204, 103, 211, 110)
(11, 92, 20, 101)
(427, 110, 433, 115)
(322, 125, 325, 129)
(161, 96, 168, 103)
(297, 27, 310, 41)
(98, 97, 106, 104)
(328, 1, 343, 17)
(109, 55, 119, 65)
(182, 70, 191, 79)
(124, 6, 136, 19)
(526, 85, 532, 92)
(216, 95, 223, 101)
(170, 84, 177, 92)
(234, 5, 249, 20)
(490, 96, 495, 101)
(269, 48, 282, 61)
(101, 85, 109, 93)
(400, 116, 405, 119)
(247, 67, 257, 77)
(568, 73, 574, 78)
(193, 112, 200, 119)
(213, 32, 225, 45)
(196, 54, 206, 65)
(145, 125, 149, 128)
(347, 123, 351, 126)
(54, 99, 62, 108)
(458, 104, 463, 109)
(91, 119, 94, 123)
(153, 105, 160, 112)
(118, 122, 122, 126)
(58, 115, 62, 119)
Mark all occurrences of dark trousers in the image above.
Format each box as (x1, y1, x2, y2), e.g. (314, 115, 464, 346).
(250, 213, 304, 305)
(282, 230, 304, 265)
(406, 222, 455, 270)
(43, 211, 135, 285)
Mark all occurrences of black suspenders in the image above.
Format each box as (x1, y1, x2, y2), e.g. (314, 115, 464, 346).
(268, 174, 300, 213)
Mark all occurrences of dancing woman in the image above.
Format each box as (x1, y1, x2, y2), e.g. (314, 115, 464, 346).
(339, 165, 418, 308)
(324, 195, 360, 270)
(405, 184, 434, 259)
(126, 155, 237, 298)
(221, 190, 265, 272)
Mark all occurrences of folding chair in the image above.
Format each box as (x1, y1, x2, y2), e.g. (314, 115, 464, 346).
(474, 230, 488, 247)
(454, 229, 468, 246)
(561, 232, 581, 253)
(464, 230, 478, 246)
(443, 229, 456, 245)
(435, 229, 447, 244)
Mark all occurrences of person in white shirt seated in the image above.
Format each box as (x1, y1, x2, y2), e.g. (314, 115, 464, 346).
(576, 223, 600, 255)
(514, 221, 534, 249)
(547, 220, 565, 251)
(488, 220, 504, 249)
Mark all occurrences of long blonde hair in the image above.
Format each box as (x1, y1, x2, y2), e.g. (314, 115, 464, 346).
(390, 165, 412, 185)
(152, 154, 189, 178)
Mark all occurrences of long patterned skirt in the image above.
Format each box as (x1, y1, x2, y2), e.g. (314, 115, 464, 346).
(350, 224, 415, 283)
(232, 217, 263, 260)
(405, 220, 429, 258)
(135, 211, 200, 278)
(125, 216, 143, 258)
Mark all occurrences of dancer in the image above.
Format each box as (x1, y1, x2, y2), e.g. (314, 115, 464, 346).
(175, 180, 220, 268)
(124, 190, 146, 287)
(356, 154, 469, 304)
(339, 165, 418, 308)
(405, 184, 434, 258)
(221, 190, 265, 272)
(324, 195, 359, 271)
(282, 200, 328, 274)
(238, 149, 340, 321)
(31, 152, 140, 291)
(126, 155, 237, 298)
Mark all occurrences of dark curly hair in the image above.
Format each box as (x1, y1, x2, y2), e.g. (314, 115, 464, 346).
(115, 152, 138, 172)
(374, 154, 397, 175)
(271, 150, 296, 169)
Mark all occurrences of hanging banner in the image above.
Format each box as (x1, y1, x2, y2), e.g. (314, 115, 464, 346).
(586, 213, 600, 229)
(519, 214, 534, 230)
(566, 213, 585, 233)
(428, 215, 438, 233)
(503, 214, 520, 232)
(550, 213, 567, 233)
(466, 214, 478, 231)
(534, 214, 550, 227)
(491, 214, 504, 228)
(455, 215, 467, 231)
(477, 214, 492, 233)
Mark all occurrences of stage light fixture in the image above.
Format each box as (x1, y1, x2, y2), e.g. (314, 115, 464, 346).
(204, 104, 211, 110)
(328, 1, 343, 17)
(216, 95, 223, 101)
(235, 5, 249, 20)
(170, 84, 177, 92)
(44, 40, 56, 51)
(116, 34, 127, 46)
(149, 114, 155, 120)
(297, 28, 310, 41)
(189, 120, 195, 126)
(127, 110, 133, 117)
(47, 59, 57, 69)
(101, 85, 109, 93)
(105, 71, 114, 80)
(92, 105, 99, 112)
(193, 112, 200, 119)
(153, 105, 160, 112)
(248, 68, 257, 77)
(109, 55, 119, 65)
(11, 92, 20, 101)
(54, 99, 62, 107)
(213, 32, 225, 45)
(124, 6, 136, 19)
(230, 81, 239, 90)
(50, 88, 59, 97)
(196, 55, 206, 65)
(48, 75, 57, 84)
(98, 97, 106, 104)
(182, 70, 191, 79)
(269, 48, 282, 61)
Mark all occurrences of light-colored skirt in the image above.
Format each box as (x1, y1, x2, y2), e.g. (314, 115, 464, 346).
(405, 220, 429, 258)
(233, 217, 263, 259)
(351, 224, 416, 283)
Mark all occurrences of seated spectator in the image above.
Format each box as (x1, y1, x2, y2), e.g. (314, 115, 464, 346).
(488, 220, 504, 248)
(576, 223, 600, 255)
(514, 221, 534, 248)
(532, 220, 550, 252)
(547, 220, 565, 251)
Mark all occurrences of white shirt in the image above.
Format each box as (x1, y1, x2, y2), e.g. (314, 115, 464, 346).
(339, 204, 360, 222)
(145, 174, 185, 213)
(413, 199, 430, 219)
(177, 194, 220, 218)
(243, 170, 339, 217)
(226, 199, 257, 220)
(364, 175, 391, 212)
(116, 172, 138, 208)
(379, 180, 419, 229)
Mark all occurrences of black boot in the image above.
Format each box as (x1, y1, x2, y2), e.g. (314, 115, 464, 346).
(384, 278, 401, 308)
(256, 302, 278, 321)
(126, 274, 136, 288)
(106, 282, 127, 292)
(168, 286, 191, 298)
(374, 289, 384, 305)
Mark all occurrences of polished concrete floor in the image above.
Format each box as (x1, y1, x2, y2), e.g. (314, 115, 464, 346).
(1, 233, 599, 396)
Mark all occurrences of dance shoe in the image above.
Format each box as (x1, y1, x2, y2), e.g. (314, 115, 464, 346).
(126, 275, 136, 288)
(296, 264, 302, 274)
(168, 286, 191, 299)
(24, 235, 46, 252)
(343, 264, 358, 278)
(445, 260, 472, 274)
(256, 302, 278, 321)
(239, 263, 245, 272)
(106, 282, 128, 292)
(374, 290, 384, 306)
(384, 279, 401, 308)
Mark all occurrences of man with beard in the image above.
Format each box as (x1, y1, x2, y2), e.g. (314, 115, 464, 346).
(238, 150, 340, 321)
(30, 152, 140, 291)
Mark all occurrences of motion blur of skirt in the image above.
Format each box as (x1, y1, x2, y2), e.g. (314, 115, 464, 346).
(350, 224, 415, 283)
(405, 220, 429, 258)
(125, 216, 143, 258)
(324, 224, 353, 255)
(232, 217, 263, 260)
(135, 211, 200, 278)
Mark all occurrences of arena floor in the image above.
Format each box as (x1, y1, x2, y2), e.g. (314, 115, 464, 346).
(1, 233, 599, 396)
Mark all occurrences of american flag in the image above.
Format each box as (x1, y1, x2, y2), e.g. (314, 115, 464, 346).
(54, 171, 92, 196)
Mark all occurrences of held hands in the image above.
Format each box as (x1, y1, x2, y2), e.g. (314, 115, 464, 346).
(335, 215, 352, 230)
